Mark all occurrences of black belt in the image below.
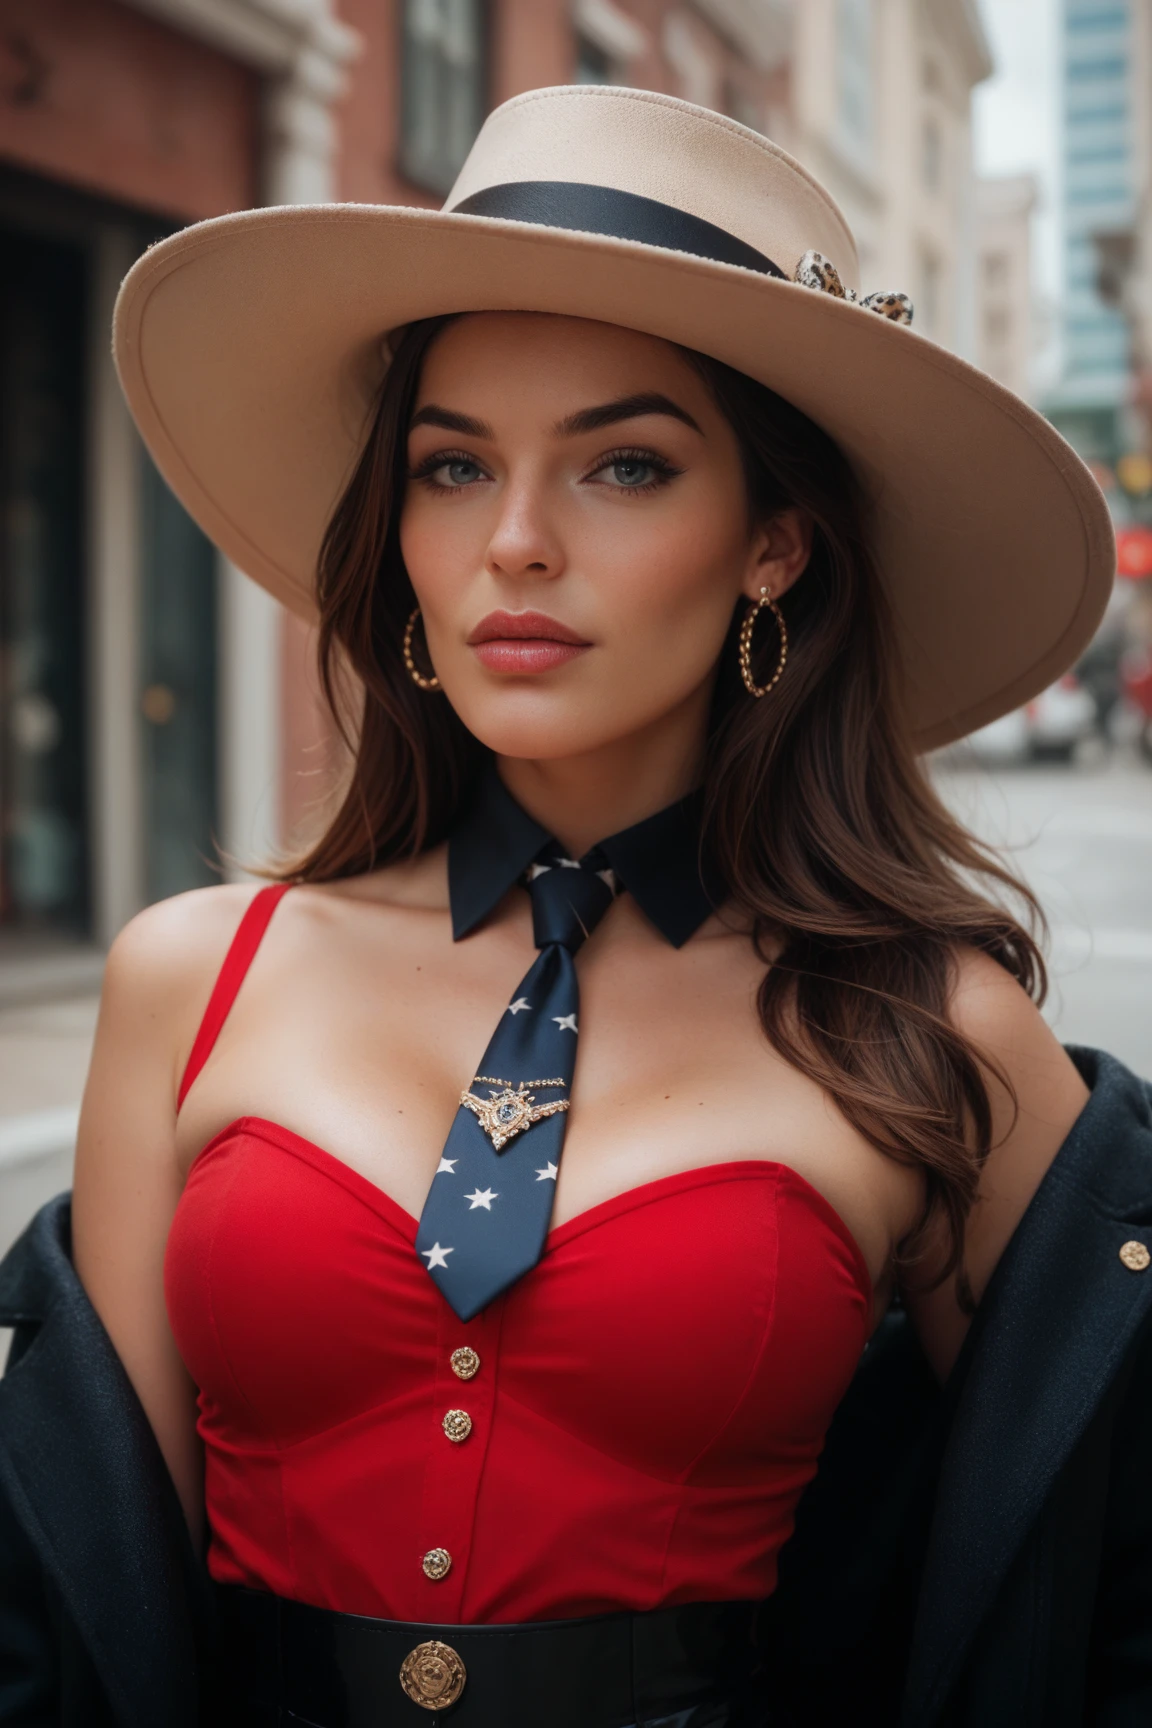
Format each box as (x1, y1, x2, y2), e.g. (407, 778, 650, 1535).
(213, 1586, 772, 1728)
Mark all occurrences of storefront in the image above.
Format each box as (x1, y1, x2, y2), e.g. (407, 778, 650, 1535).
(0, 0, 354, 981)
(0, 170, 224, 953)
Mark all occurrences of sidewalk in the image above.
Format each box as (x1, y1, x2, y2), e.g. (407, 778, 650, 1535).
(0, 993, 99, 1257)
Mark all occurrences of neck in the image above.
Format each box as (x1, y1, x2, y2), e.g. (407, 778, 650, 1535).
(496, 692, 709, 857)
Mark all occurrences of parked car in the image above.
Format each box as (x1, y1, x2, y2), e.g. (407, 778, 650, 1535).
(967, 673, 1096, 764)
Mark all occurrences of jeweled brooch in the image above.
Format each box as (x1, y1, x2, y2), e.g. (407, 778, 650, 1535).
(460, 1076, 569, 1151)
(794, 249, 914, 325)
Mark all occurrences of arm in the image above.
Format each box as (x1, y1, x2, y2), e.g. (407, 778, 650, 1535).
(71, 886, 258, 1547)
(905, 946, 1090, 1381)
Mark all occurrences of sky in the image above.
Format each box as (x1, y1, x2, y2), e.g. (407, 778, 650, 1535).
(973, 0, 1062, 309)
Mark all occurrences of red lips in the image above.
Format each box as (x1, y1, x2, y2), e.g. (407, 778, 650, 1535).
(467, 611, 591, 674)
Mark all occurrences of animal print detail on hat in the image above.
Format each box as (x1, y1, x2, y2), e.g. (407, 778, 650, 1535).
(794, 250, 913, 326)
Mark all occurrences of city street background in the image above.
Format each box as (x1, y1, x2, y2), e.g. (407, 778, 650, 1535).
(0, 0, 1150, 1253)
(935, 746, 1152, 1078)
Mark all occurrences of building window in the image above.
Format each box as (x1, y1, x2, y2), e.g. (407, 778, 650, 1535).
(575, 35, 611, 83)
(1067, 144, 1127, 165)
(0, 226, 88, 937)
(983, 250, 1010, 290)
(1066, 9, 1128, 28)
(400, 0, 486, 196)
(1067, 184, 1131, 205)
(1067, 102, 1126, 123)
(1066, 56, 1127, 80)
(984, 307, 1011, 346)
(836, 0, 874, 154)
(139, 461, 218, 905)
(922, 115, 942, 193)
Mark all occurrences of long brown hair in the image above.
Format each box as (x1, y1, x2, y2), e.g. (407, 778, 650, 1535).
(289, 312, 1046, 1287)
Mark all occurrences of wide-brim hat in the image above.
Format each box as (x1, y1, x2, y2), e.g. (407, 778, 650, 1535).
(113, 84, 1113, 751)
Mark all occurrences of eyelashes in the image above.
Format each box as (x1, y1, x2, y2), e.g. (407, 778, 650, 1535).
(406, 446, 685, 496)
(406, 449, 488, 491)
(588, 447, 684, 493)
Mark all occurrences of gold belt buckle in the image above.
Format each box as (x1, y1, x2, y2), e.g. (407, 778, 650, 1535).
(399, 1639, 467, 1711)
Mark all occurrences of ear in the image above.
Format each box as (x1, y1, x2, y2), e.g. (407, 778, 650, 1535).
(739, 507, 813, 604)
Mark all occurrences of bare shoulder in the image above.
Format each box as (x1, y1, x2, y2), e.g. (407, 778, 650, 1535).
(947, 944, 1087, 1115)
(95, 884, 279, 1100)
(906, 943, 1090, 1378)
(103, 882, 267, 1012)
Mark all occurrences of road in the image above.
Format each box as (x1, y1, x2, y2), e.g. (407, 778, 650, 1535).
(932, 745, 1152, 1078)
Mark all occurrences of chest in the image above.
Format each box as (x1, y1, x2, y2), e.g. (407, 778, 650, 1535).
(174, 892, 913, 1290)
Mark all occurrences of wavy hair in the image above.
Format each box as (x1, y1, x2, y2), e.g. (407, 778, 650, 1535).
(285, 313, 1046, 1288)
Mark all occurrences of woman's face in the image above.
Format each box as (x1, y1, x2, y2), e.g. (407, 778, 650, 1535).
(400, 312, 809, 764)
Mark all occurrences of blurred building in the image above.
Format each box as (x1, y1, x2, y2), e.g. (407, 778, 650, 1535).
(974, 173, 1039, 399)
(0, 0, 358, 1001)
(0, 0, 789, 1004)
(1044, 0, 1137, 463)
(770, 0, 993, 354)
(1090, 0, 1152, 471)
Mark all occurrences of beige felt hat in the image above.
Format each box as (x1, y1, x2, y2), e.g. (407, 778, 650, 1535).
(113, 83, 1114, 751)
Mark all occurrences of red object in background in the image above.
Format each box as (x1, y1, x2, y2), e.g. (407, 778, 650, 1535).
(1116, 526, 1152, 578)
(1122, 647, 1152, 716)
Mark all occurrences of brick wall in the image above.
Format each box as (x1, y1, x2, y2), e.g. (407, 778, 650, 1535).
(0, 0, 259, 221)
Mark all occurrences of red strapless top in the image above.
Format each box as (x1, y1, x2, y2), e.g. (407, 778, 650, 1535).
(164, 885, 871, 1625)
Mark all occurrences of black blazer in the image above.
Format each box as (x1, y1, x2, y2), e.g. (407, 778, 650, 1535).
(0, 1045, 1150, 1728)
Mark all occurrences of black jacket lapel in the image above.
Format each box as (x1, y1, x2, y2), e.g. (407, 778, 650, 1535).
(903, 1047, 1152, 1727)
(0, 1194, 212, 1727)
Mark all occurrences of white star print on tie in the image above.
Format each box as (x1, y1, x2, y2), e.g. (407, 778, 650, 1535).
(416, 840, 616, 1319)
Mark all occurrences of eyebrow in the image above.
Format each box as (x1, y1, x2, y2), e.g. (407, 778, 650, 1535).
(555, 392, 702, 437)
(408, 404, 495, 438)
(408, 390, 703, 443)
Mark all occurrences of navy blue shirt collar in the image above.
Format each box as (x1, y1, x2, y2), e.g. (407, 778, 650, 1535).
(448, 762, 723, 949)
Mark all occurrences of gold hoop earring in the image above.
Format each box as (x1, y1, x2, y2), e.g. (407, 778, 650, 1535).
(403, 606, 441, 691)
(738, 587, 788, 698)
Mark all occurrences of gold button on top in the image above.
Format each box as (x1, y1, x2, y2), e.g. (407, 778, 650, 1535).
(451, 1345, 480, 1380)
(421, 1547, 452, 1580)
(1120, 1240, 1151, 1272)
(442, 1408, 473, 1443)
(399, 1639, 467, 1710)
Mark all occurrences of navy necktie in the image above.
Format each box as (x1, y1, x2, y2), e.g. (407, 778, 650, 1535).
(415, 843, 617, 1320)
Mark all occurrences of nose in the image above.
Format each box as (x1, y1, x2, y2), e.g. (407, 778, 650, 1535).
(484, 473, 565, 584)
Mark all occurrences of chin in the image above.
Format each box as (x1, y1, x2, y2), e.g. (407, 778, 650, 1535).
(444, 687, 653, 761)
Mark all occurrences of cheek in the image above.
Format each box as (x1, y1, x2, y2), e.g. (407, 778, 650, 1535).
(398, 495, 478, 607)
(589, 500, 747, 654)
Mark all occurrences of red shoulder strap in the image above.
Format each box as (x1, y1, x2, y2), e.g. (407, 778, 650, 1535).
(176, 883, 293, 1112)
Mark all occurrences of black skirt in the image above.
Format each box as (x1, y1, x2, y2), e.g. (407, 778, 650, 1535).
(213, 1585, 777, 1727)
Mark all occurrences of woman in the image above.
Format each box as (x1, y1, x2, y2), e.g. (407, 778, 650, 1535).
(2, 85, 1147, 1728)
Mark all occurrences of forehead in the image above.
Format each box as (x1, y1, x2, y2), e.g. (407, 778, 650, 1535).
(413, 311, 708, 412)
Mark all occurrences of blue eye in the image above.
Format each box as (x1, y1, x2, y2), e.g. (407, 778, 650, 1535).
(609, 459, 655, 487)
(439, 459, 483, 487)
(590, 449, 680, 492)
